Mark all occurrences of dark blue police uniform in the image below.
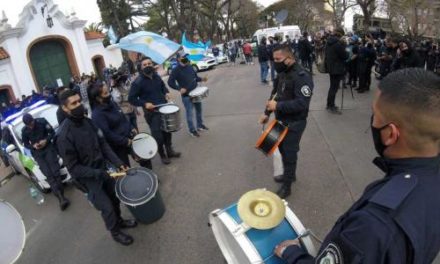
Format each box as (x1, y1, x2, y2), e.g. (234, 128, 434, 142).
(265, 63, 313, 184)
(128, 73, 172, 157)
(282, 156, 440, 263)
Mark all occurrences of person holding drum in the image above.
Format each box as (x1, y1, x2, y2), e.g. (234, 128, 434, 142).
(57, 90, 137, 246)
(168, 53, 209, 138)
(274, 69, 440, 263)
(259, 44, 314, 199)
(88, 82, 153, 170)
(129, 57, 181, 165)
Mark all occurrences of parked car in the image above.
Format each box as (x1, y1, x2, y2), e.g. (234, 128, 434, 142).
(2, 101, 71, 193)
(164, 55, 216, 74)
(207, 45, 229, 64)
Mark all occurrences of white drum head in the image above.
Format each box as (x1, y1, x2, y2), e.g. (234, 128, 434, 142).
(132, 133, 158, 160)
(159, 105, 179, 114)
(0, 201, 26, 264)
(190, 86, 208, 96)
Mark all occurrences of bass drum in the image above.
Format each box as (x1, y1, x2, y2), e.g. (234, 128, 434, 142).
(209, 203, 316, 264)
(0, 200, 26, 264)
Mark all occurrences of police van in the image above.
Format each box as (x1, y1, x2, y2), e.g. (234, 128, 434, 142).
(252, 25, 302, 45)
(2, 101, 71, 193)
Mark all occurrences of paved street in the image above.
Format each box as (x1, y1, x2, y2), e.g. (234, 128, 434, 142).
(0, 63, 435, 264)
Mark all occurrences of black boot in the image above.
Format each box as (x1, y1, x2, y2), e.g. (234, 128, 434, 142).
(111, 230, 134, 246)
(55, 191, 70, 211)
(273, 175, 284, 183)
(276, 183, 292, 199)
(158, 146, 171, 165)
(118, 219, 138, 229)
(166, 146, 181, 158)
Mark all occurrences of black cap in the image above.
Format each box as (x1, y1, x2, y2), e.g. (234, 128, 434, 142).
(23, 113, 34, 125)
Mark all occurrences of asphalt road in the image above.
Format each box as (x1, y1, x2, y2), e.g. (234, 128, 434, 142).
(1, 62, 438, 264)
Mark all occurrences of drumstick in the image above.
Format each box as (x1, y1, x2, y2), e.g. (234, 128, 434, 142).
(109, 172, 126, 178)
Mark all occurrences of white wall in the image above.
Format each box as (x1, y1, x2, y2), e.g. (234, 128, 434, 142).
(87, 39, 124, 70)
(0, 1, 96, 96)
(0, 59, 20, 100)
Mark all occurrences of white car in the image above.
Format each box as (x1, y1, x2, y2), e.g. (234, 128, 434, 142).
(2, 101, 71, 193)
(207, 48, 229, 64)
(193, 56, 217, 72)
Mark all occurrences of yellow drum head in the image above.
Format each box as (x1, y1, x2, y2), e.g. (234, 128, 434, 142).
(237, 189, 286, 230)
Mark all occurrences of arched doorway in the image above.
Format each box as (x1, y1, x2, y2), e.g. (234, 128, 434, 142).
(92, 55, 106, 80)
(28, 36, 79, 91)
(0, 85, 15, 105)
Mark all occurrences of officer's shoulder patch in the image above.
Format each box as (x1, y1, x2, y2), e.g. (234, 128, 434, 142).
(317, 243, 343, 264)
(300, 85, 312, 97)
(369, 172, 418, 210)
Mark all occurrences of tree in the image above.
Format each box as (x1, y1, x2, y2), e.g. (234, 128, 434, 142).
(356, 0, 377, 33)
(385, 0, 433, 41)
(324, 0, 358, 27)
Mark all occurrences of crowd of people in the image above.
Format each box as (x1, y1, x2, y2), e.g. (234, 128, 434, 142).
(2, 24, 440, 263)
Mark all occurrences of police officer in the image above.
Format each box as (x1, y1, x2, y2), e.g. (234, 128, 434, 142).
(274, 68, 440, 263)
(168, 54, 209, 137)
(56, 90, 137, 246)
(89, 82, 152, 169)
(259, 44, 314, 199)
(128, 57, 181, 165)
(21, 113, 70, 211)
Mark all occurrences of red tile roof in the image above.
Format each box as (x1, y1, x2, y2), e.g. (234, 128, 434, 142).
(0, 47, 9, 60)
(84, 31, 106, 40)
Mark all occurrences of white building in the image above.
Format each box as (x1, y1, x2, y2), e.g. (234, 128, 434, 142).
(0, 0, 123, 104)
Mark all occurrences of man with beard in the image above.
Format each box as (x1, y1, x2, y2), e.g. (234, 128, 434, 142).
(324, 28, 349, 114)
(129, 57, 181, 164)
(274, 68, 440, 264)
(259, 44, 314, 198)
(56, 90, 137, 246)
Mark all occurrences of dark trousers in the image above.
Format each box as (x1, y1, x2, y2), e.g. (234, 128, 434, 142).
(145, 112, 172, 155)
(112, 144, 152, 170)
(87, 177, 121, 232)
(278, 120, 307, 183)
(359, 64, 372, 90)
(348, 61, 358, 86)
(301, 56, 313, 73)
(327, 74, 343, 108)
(33, 144, 63, 195)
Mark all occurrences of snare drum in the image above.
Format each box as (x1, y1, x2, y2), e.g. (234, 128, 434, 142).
(189, 86, 209, 103)
(209, 204, 316, 264)
(132, 133, 158, 160)
(159, 104, 182, 132)
(0, 201, 26, 264)
(256, 120, 288, 156)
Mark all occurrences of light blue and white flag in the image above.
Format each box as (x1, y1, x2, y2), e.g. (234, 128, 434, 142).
(182, 33, 211, 61)
(107, 26, 118, 45)
(117, 31, 181, 64)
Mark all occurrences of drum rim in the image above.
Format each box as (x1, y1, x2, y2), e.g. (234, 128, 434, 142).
(255, 120, 288, 156)
(115, 168, 159, 206)
(132, 133, 158, 160)
(159, 104, 179, 114)
(0, 200, 26, 264)
(284, 207, 317, 256)
(209, 209, 262, 263)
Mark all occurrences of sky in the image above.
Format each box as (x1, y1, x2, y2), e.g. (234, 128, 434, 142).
(3, 0, 353, 31)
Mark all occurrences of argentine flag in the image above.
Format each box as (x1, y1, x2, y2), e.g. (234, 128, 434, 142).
(107, 26, 118, 44)
(117, 31, 181, 64)
(182, 33, 210, 61)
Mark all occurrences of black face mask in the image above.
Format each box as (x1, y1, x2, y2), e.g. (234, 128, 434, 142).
(70, 104, 86, 120)
(274, 59, 288, 73)
(102, 95, 111, 104)
(181, 58, 189, 64)
(370, 115, 390, 157)
(402, 49, 410, 56)
(143, 66, 154, 76)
